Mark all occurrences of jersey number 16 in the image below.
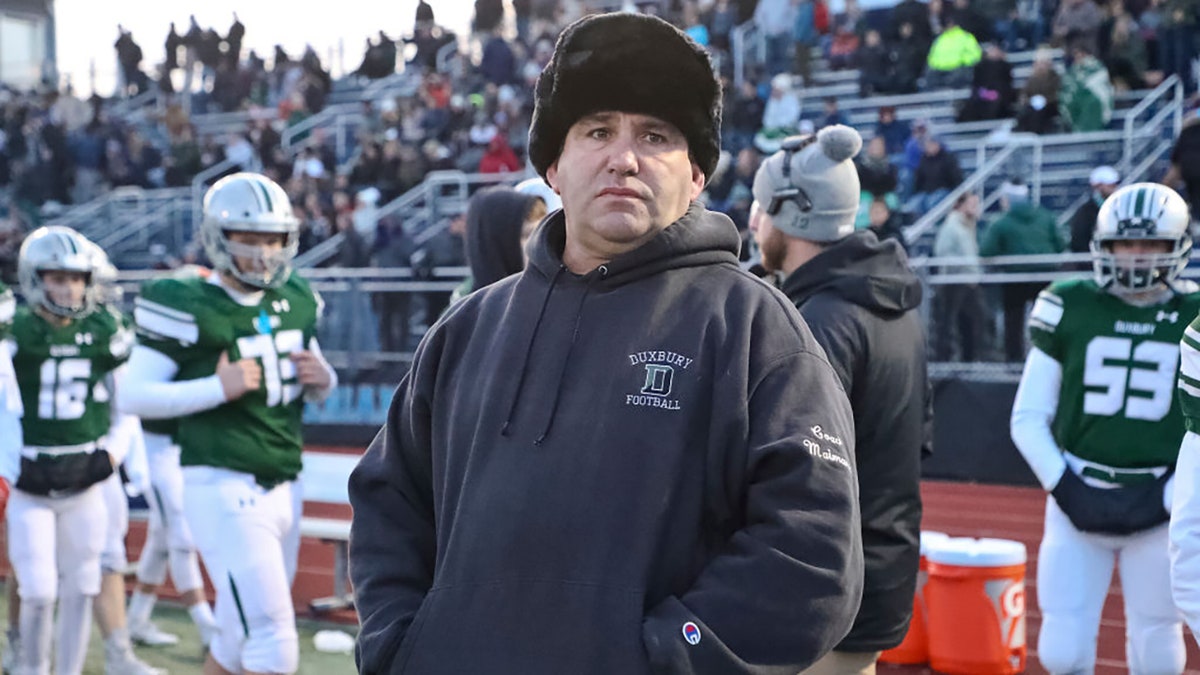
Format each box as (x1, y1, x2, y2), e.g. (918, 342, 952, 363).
(38, 358, 92, 420)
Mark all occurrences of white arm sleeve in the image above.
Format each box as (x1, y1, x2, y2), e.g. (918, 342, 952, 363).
(0, 341, 21, 484)
(1010, 347, 1069, 490)
(119, 420, 150, 497)
(104, 408, 141, 468)
(116, 345, 227, 419)
(1171, 431, 1200, 639)
(303, 336, 338, 404)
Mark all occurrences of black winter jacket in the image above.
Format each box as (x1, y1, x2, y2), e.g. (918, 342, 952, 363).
(912, 149, 963, 194)
(780, 231, 930, 652)
(349, 204, 864, 674)
(464, 187, 535, 289)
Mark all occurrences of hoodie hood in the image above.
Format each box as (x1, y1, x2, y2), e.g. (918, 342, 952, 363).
(465, 187, 536, 289)
(781, 230, 922, 313)
(1006, 201, 1040, 219)
(527, 201, 742, 285)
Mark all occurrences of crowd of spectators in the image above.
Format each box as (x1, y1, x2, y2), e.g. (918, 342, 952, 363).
(2, 0, 1200, 362)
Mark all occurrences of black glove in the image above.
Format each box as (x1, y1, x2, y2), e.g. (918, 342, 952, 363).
(1050, 468, 1171, 536)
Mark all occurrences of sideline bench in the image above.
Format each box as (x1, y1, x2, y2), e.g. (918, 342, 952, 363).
(299, 451, 359, 614)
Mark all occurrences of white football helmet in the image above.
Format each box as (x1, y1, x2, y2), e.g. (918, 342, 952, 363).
(200, 172, 299, 289)
(18, 226, 104, 318)
(1092, 182, 1193, 291)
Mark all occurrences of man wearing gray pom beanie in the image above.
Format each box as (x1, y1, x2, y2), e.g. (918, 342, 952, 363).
(751, 126, 930, 675)
(349, 11, 863, 675)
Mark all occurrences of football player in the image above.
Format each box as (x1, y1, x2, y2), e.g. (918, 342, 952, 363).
(118, 173, 336, 675)
(1011, 183, 1194, 673)
(125, 267, 219, 650)
(1169, 227, 1200, 641)
(0, 281, 22, 674)
(3, 226, 158, 675)
(84, 244, 163, 675)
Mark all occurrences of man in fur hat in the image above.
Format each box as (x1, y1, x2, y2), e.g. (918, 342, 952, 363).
(751, 126, 930, 675)
(348, 11, 863, 674)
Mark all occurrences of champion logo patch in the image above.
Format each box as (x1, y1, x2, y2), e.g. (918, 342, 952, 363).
(682, 621, 701, 645)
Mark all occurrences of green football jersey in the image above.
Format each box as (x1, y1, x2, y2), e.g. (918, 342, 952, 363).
(133, 273, 321, 486)
(11, 305, 133, 449)
(1029, 278, 1200, 468)
(0, 282, 15, 340)
(1175, 312, 1200, 435)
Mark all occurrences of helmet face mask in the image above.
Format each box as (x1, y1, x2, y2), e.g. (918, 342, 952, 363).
(209, 228, 299, 290)
(1091, 183, 1193, 292)
(40, 270, 90, 316)
(200, 173, 300, 289)
(17, 226, 103, 319)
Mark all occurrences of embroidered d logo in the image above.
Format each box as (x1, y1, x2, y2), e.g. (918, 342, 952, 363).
(641, 364, 674, 398)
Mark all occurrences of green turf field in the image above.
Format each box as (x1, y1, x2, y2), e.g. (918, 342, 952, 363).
(0, 584, 358, 675)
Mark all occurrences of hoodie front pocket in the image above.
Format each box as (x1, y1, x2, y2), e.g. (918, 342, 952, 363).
(389, 595, 433, 675)
(398, 581, 649, 675)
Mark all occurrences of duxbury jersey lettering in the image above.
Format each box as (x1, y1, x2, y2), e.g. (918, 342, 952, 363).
(625, 348, 694, 411)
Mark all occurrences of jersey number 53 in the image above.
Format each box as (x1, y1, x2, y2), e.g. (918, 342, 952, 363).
(1083, 336, 1178, 421)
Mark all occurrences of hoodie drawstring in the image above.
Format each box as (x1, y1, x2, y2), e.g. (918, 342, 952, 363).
(534, 279, 596, 446)
(500, 265, 565, 436)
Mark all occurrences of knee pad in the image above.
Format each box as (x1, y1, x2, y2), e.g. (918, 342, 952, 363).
(136, 545, 169, 587)
(11, 559, 56, 603)
(168, 547, 204, 594)
(208, 630, 243, 675)
(1127, 618, 1185, 674)
(58, 555, 101, 598)
(1037, 614, 1096, 674)
(165, 510, 196, 551)
(242, 622, 299, 675)
(100, 539, 127, 576)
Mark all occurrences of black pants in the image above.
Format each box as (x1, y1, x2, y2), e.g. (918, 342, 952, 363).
(937, 284, 989, 362)
(376, 293, 411, 353)
(1002, 282, 1043, 362)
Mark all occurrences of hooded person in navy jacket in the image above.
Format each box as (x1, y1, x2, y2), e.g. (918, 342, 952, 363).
(751, 127, 929, 674)
(348, 12, 864, 675)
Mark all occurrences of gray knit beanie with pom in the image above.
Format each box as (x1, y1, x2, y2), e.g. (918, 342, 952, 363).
(752, 125, 864, 242)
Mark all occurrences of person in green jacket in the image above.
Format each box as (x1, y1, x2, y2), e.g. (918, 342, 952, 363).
(980, 178, 1065, 361)
(1060, 37, 1114, 132)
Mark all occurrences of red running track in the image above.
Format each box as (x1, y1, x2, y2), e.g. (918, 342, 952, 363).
(885, 480, 1200, 674)
(6, 448, 1196, 671)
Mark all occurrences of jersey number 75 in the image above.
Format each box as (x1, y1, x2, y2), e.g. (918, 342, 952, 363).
(235, 329, 304, 407)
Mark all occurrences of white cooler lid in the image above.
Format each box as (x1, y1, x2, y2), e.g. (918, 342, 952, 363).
(920, 531, 951, 556)
(927, 537, 1027, 567)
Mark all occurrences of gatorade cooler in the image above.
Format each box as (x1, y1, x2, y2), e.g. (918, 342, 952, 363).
(926, 537, 1027, 675)
(880, 531, 951, 665)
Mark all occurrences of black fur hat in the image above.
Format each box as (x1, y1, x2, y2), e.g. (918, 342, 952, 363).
(528, 13, 722, 181)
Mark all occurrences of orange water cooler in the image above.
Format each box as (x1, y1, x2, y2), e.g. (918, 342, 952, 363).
(879, 530, 951, 665)
(925, 537, 1027, 675)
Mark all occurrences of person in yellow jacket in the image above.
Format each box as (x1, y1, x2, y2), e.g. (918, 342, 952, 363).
(926, 15, 982, 89)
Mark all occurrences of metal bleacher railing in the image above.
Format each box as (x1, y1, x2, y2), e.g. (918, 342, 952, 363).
(37, 46, 434, 261)
(904, 76, 1184, 254)
(107, 247, 1200, 393)
(291, 168, 531, 269)
(910, 248, 1200, 382)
